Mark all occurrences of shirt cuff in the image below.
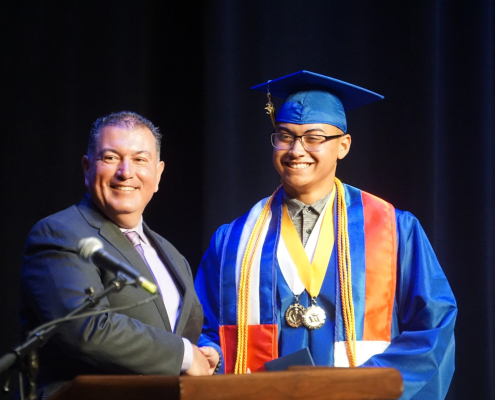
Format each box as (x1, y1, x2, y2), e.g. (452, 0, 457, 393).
(181, 338, 193, 372)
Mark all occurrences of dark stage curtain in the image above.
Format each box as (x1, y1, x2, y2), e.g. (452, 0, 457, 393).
(1, 1, 494, 399)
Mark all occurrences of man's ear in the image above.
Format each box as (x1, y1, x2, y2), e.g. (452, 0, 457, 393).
(82, 155, 90, 189)
(338, 134, 352, 160)
(154, 161, 165, 192)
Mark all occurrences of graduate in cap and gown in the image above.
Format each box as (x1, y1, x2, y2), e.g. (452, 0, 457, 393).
(195, 71, 457, 400)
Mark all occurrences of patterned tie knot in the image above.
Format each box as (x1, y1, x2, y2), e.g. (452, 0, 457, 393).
(125, 230, 141, 247)
(124, 230, 148, 265)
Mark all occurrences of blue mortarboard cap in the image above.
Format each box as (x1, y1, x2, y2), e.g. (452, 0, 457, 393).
(251, 70, 384, 133)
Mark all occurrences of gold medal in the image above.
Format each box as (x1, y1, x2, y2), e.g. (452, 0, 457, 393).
(280, 196, 333, 331)
(285, 302, 306, 328)
(302, 304, 326, 330)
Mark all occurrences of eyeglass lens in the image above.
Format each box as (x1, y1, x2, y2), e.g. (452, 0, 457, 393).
(271, 133, 328, 152)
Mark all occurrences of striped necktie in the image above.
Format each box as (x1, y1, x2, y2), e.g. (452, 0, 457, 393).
(124, 231, 149, 267)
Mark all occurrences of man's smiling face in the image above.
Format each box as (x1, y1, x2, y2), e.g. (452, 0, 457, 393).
(82, 125, 165, 228)
(272, 122, 350, 203)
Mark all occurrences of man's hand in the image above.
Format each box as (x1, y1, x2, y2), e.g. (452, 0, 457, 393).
(183, 345, 218, 376)
(199, 346, 220, 375)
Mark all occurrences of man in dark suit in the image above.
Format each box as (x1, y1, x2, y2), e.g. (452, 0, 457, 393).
(20, 111, 218, 398)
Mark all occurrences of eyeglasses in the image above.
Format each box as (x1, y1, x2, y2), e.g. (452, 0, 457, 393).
(271, 132, 344, 152)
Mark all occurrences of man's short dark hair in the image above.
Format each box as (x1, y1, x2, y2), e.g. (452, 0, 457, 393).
(88, 111, 163, 159)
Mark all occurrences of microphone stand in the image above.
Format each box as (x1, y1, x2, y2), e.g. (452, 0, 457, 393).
(0, 275, 129, 400)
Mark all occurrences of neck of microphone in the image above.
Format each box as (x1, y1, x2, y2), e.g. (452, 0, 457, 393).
(78, 237, 158, 295)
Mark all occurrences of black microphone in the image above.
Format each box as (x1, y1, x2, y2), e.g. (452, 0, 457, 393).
(77, 237, 158, 294)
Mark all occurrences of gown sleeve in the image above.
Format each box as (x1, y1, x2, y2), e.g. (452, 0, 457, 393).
(195, 224, 230, 373)
(361, 210, 457, 400)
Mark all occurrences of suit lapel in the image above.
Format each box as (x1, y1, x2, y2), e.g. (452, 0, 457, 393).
(144, 224, 193, 336)
(77, 195, 173, 332)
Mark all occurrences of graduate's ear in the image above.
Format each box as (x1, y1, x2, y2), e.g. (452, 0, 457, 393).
(338, 134, 351, 160)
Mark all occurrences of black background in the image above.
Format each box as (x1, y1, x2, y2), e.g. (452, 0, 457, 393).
(1, 1, 494, 399)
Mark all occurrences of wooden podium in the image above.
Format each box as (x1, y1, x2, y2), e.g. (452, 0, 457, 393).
(51, 367, 403, 400)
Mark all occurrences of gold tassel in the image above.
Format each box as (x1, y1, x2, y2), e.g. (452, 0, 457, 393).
(265, 91, 276, 129)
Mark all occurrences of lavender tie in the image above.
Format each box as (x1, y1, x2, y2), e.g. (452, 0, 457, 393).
(125, 231, 180, 330)
(124, 231, 150, 267)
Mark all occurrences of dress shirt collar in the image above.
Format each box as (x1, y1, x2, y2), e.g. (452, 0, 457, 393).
(282, 189, 333, 219)
(118, 217, 149, 245)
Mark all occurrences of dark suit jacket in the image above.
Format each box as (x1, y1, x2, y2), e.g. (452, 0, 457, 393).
(20, 195, 203, 394)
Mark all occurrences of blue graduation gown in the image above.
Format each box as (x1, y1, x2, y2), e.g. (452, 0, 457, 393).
(195, 184, 456, 400)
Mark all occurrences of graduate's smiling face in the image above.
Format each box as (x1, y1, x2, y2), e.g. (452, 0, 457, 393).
(272, 122, 351, 203)
(82, 125, 165, 228)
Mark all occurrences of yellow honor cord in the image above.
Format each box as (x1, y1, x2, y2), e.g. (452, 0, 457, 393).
(280, 188, 335, 298)
(235, 185, 282, 374)
(336, 178, 357, 367)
